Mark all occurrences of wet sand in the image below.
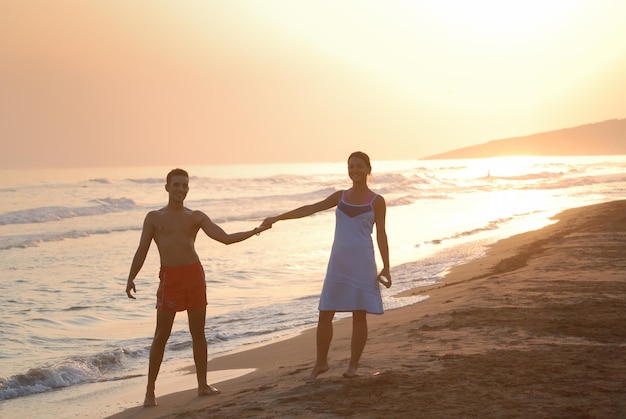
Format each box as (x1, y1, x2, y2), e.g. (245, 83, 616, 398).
(109, 200, 626, 419)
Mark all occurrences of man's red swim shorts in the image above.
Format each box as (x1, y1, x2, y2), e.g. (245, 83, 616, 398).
(156, 261, 207, 312)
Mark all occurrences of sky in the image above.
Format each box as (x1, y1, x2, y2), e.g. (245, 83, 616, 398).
(1, 0, 625, 169)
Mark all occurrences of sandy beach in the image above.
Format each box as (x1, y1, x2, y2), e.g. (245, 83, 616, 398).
(109, 200, 626, 419)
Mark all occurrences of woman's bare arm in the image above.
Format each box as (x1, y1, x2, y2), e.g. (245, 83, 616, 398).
(373, 195, 391, 288)
(263, 190, 342, 225)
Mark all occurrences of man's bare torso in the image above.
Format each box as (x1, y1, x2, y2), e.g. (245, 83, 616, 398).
(149, 206, 203, 267)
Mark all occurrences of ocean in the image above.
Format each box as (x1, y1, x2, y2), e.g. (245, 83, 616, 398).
(1, 156, 625, 417)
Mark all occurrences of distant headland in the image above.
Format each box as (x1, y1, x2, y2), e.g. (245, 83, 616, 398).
(421, 118, 626, 160)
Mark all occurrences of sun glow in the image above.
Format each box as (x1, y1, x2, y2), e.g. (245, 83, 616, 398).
(424, 1, 586, 42)
(457, 156, 553, 180)
(482, 156, 546, 178)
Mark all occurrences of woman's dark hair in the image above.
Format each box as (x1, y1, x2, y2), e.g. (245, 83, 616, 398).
(348, 151, 372, 173)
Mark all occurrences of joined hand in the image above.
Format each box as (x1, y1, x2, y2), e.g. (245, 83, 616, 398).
(261, 217, 277, 228)
(256, 223, 272, 234)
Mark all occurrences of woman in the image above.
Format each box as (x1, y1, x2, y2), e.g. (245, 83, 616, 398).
(262, 151, 391, 380)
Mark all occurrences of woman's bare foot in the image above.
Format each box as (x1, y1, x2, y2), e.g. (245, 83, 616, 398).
(342, 366, 359, 378)
(143, 391, 157, 407)
(306, 363, 329, 382)
(198, 385, 221, 396)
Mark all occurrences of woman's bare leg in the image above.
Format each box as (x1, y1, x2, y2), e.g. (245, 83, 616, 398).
(344, 310, 367, 378)
(308, 310, 335, 381)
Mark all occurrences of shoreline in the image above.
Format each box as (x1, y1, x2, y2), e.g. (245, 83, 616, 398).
(109, 200, 626, 418)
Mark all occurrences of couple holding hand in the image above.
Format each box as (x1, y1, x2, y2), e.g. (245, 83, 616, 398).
(126, 151, 390, 408)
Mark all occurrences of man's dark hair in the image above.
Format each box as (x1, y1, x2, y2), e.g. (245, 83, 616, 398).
(166, 168, 189, 186)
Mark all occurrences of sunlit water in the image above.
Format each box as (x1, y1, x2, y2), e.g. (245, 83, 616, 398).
(1, 156, 625, 416)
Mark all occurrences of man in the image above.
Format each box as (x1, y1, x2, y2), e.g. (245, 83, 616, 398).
(126, 168, 268, 407)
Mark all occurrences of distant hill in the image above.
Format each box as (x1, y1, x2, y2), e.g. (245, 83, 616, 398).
(422, 118, 626, 160)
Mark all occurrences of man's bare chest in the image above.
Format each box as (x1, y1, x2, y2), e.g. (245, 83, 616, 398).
(153, 214, 199, 237)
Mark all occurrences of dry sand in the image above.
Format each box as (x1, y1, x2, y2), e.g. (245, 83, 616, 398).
(109, 200, 626, 419)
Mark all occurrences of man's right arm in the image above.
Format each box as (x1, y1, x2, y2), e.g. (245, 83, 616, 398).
(126, 213, 155, 299)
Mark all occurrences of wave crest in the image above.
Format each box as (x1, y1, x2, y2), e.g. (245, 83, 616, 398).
(0, 198, 136, 226)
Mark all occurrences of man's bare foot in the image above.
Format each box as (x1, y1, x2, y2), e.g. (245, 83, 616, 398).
(143, 392, 157, 407)
(306, 364, 329, 382)
(342, 366, 359, 378)
(198, 385, 221, 396)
